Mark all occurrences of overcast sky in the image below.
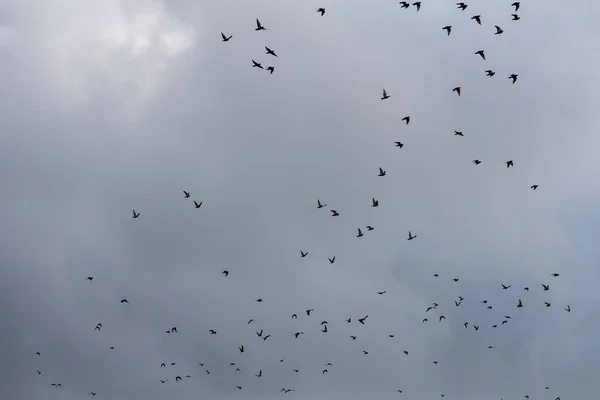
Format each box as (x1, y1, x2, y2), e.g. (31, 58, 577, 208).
(1, 0, 599, 399)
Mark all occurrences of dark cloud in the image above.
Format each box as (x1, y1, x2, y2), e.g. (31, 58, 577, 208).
(0, 1, 597, 399)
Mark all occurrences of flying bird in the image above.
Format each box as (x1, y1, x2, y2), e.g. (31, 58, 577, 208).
(506, 160, 514, 168)
(317, 8, 326, 15)
(372, 198, 379, 207)
(301, 250, 308, 258)
(453, 86, 461, 96)
(366, 225, 374, 231)
(512, 14, 520, 20)
(442, 26, 452, 35)
(485, 70, 495, 77)
(317, 199, 326, 208)
(408, 231, 417, 240)
(399, 1, 410, 8)
(377, 291, 387, 295)
(471, 15, 481, 25)
(402, 116, 410, 124)
(473, 159, 481, 165)
(306, 309, 314, 316)
(132, 209, 140, 218)
(86, 276, 93, 281)
(456, 2, 467, 10)
(454, 131, 464, 136)
(221, 33, 232, 42)
(194, 200, 202, 208)
(252, 60, 264, 69)
(120, 298, 128, 303)
(222, 270, 229, 277)
(255, 19, 266, 31)
(413, 2, 421, 11)
(331, 209, 339, 216)
(378, 167, 386, 177)
(266, 66, 275, 74)
(512, 2, 520, 11)
(328, 257, 335, 264)
(357, 228, 364, 237)
(381, 89, 391, 100)
(495, 25, 504, 34)
(509, 74, 518, 83)
(475, 50, 486, 60)
(265, 46, 277, 57)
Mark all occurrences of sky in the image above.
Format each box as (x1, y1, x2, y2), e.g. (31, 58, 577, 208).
(1, 0, 599, 399)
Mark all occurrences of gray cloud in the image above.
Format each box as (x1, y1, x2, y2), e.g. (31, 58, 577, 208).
(0, 0, 598, 399)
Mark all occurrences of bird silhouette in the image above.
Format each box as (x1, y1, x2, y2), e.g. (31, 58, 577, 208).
(317, 8, 326, 16)
(381, 89, 391, 100)
(255, 19, 266, 31)
(132, 209, 140, 218)
(443, 26, 452, 35)
(453, 87, 461, 96)
(221, 33, 232, 42)
(471, 15, 481, 25)
(509, 74, 518, 83)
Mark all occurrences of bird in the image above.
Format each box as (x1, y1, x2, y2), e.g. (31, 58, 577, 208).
(90, 392, 97, 396)
(256, 329, 263, 337)
(485, 70, 495, 77)
(363, 350, 369, 354)
(265, 46, 277, 57)
(266, 66, 275, 74)
(509, 74, 518, 83)
(222, 270, 229, 277)
(256, 298, 263, 302)
(377, 291, 387, 295)
(439, 316, 446, 321)
(294, 332, 304, 338)
(378, 167, 386, 176)
(506, 160, 514, 168)
(381, 89, 391, 100)
(454, 131, 464, 136)
(221, 33, 232, 42)
(86, 276, 93, 281)
(317, 8, 326, 16)
(292, 313, 298, 319)
(252, 60, 264, 69)
(331, 209, 339, 216)
(256, 370, 262, 377)
(512, 2, 520, 11)
(545, 302, 552, 307)
(36, 370, 41, 375)
(317, 199, 326, 208)
(502, 284, 511, 289)
(413, 2, 421, 11)
(328, 257, 335, 264)
(350, 335, 357, 340)
(132, 209, 140, 218)
(175, 376, 182, 382)
(517, 299, 523, 307)
(160, 379, 167, 384)
(371, 198, 379, 207)
(263, 334, 271, 341)
(194, 200, 202, 208)
(399, 1, 410, 9)
(366, 225, 374, 231)
(551, 273, 559, 277)
(402, 116, 410, 124)
(542, 284, 550, 291)
(306, 309, 314, 316)
(442, 26, 452, 35)
(120, 298, 128, 304)
(453, 86, 461, 96)
(171, 326, 177, 333)
(238, 345, 244, 352)
(357, 228, 364, 238)
(512, 14, 520, 20)
(209, 329, 217, 335)
(255, 19, 266, 31)
(94, 323, 102, 331)
(565, 305, 571, 312)
(473, 159, 482, 165)
(471, 15, 481, 25)
(358, 315, 368, 324)
(247, 319, 254, 324)
(456, 2, 467, 10)
(475, 50, 486, 60)
(495, 25, 504, 34)
(321, 325, 328, 333)
(408, 231, 417, 240)
(452, 278, 459, 282)
(300, 250, 308, 258)
(531, 185, 538, 190)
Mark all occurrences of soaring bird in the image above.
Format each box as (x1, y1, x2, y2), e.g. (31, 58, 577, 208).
(378, 167, 386, 177)
(413, 2, 421, 11)
(506, 160, 514, 168)
(509, 74, 518, 83)
(300, 250, 308, 258)
(377, 291, 387, 295)
(473, 159, 481, 165)
(317, 8, 326, 16)
(512, 14, 520, 20)
(239, 345, 244, 353)
(306, 309, 314, 316)
(221, 33, 232, 42)
(502, 284, 511, 289)
(86, 276, 93, 281)
(408, 231, 417, 240)
(399, 1, 409, 8)
(255, 19, 266, 31)
(222, 270, 229, 277)
(366, 226, 374, 231)
(453, 86, 461, 96)
(495, 25, 504, 34)
(317, 199, 326, 208)
(485, 70, 495, 76)
(402, 116, 410, 124)
(120, 298, 128, 304)
(371, 198, 379, 207)
(475, 50, 486, 60)
(266, 66, 275, 74)
(328, 257, 335, 264)
(381, 89, 391, 100)
(265, 46, 277, 57)
(454, 131, 464, 136)
(132, 209, 140, 218)
(358, 315, 368, 324)
(456, 2, 467, 10)
(551, 273, 559, 277)
(252, 60, 264, 69)
(357, 228, 364, 238)
(565, 305, 571, 312)
(331, 209, 339, 216)
(471, 15, 481, 25)
(442, 26, 452, 35)
(194, 200, 202, 208)
(512, 2, 520, 11)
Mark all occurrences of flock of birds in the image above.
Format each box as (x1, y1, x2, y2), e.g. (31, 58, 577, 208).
(33, 2, 570, 399)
